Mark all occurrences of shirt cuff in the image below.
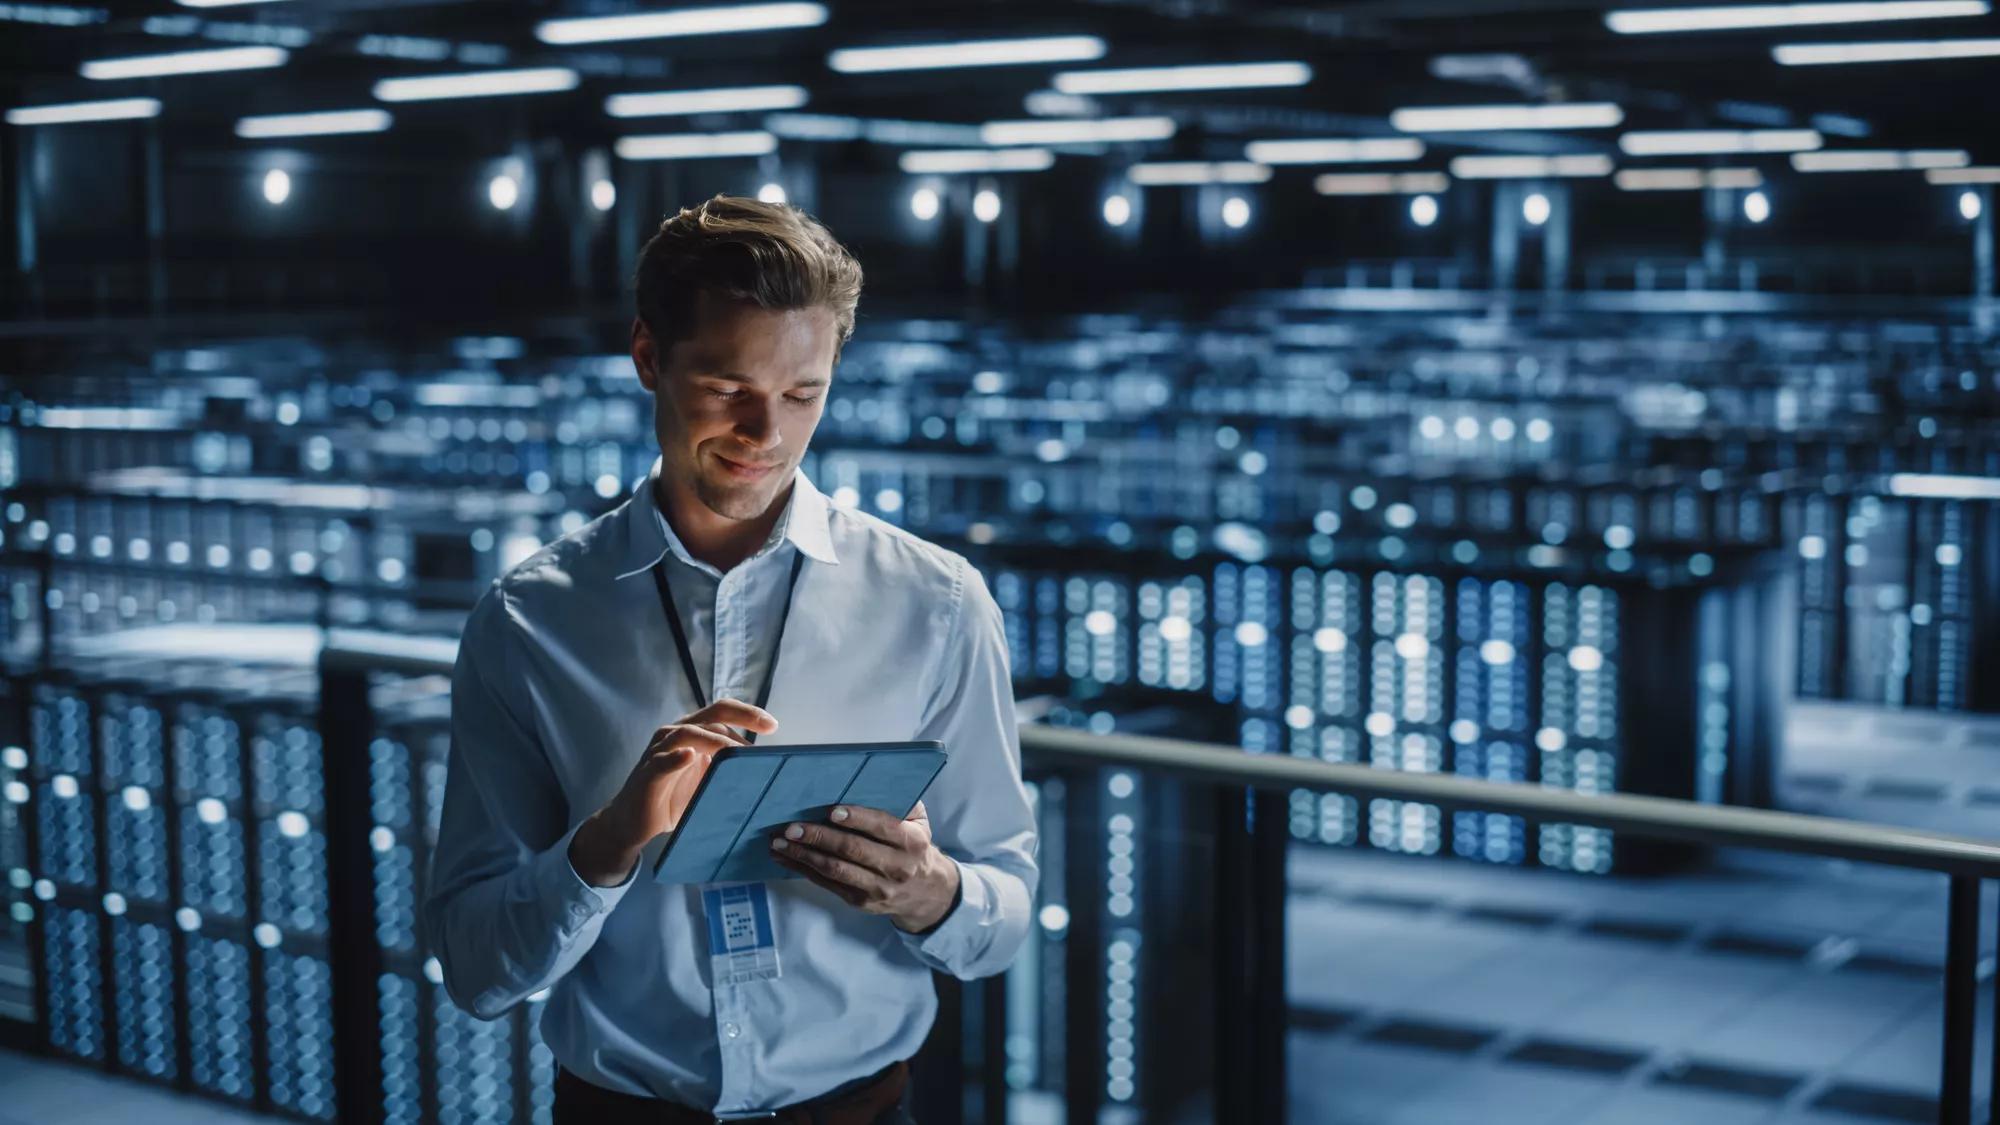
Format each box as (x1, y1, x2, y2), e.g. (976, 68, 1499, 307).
(545, 819, 639, 929)
(898, 857, 987, 965)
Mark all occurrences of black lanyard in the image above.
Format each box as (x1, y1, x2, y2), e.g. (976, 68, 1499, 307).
(650, 550, 806, 744)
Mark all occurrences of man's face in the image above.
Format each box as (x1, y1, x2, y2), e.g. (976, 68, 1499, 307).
(632, 297, 838, 522)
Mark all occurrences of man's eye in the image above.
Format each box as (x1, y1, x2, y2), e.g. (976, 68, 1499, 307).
(703, 388, 741, 400)
(785, 395, 820, 406)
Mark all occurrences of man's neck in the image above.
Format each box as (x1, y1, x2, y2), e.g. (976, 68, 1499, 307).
(655, 475, 792, 573)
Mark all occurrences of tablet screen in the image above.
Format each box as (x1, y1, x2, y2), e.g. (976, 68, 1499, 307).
(652, 741, 947, 885)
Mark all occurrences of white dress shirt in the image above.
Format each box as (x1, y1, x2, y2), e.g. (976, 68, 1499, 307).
(423, 460, 1038, 1115)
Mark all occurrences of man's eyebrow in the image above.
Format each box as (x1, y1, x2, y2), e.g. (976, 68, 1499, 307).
(698, 371, 829, 389)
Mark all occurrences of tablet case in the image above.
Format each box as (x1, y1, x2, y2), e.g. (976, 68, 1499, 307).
(651, 740, 948, 885)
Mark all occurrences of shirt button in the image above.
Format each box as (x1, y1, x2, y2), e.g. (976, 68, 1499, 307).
(723, 1022, 741, 1039)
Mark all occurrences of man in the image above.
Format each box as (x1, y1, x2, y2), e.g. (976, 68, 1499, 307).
(424, 194, 1039, 1125)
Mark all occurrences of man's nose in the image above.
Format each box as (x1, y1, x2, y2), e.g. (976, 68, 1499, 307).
(733, 400, 781, 450)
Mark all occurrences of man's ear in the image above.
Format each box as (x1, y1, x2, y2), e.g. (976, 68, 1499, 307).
(631, 316, 659, 392)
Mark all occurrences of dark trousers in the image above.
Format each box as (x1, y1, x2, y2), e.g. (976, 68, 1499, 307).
(552, 1063, 917, 1125)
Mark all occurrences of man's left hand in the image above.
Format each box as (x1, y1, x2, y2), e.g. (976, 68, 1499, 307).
(770, 801, 960, 933)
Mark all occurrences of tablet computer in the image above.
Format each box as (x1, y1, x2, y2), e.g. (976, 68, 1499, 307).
(651, 740, 948, 886)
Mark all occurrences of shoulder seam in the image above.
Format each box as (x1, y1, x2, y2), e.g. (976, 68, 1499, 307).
(918, 554, 972, 731)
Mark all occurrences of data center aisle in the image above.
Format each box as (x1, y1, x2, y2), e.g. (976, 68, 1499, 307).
(1286, 703, 2000, 1125)
(0, 1046, 283, 1124)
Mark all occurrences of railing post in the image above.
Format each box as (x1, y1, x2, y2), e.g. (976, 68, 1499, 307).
(1942, 875, 1977, 1125)
(318, 655, 386, 1125)
(1062, 770, 1104, 1125)
(1213, 784, 1287, 1122)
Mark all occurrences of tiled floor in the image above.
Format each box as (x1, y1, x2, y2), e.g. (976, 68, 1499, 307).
(1285, 700, 2000, 1124)
(0, 1047, 283, 1124)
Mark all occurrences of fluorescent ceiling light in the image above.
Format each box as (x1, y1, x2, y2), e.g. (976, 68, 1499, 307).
(537, 2, 825, 44)
(3, 2, 105, 21)
(1614, 167, 1764, 189)
(1449, 154, 1615, 178)
(82, 45, 287, 80)
(6, 97, 161, 126)
(1052, 61, 1311, 95)
(614, 131, 778, 160)
(980, 116, 1174, 145)
(765, 112, 983, 145)
(1391, 103, 1623, 132)
(1314, 172, 1451, 195)
(828, 35, 1105, 73)
(898, 148, 1055, 173)
(606, 85, 807, 118)
(235, 108, 391, 138)
(1774, 36, 2000, 61)
(1791, 148, 1969, 170)
(1246, 138, 1426, 164)
(374, 67, 579, 102)
(1926, 166, 2000, 183)
(1607, 1, 1987, 34)
(1619, 128, 1822, 154)
(1127, 161, 1272, 185)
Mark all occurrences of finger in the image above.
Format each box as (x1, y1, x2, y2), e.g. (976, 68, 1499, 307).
(641, 746, 702, 775)
(693, 721, 752, 746)
(771, 853, 868, 907)
(906, 800, 928, 824)
(825, 804, 917, 848)
(781, 822, 905, 876)
(642, 725, 735, 762)
(648, 725, 739, 757)
(683, 698, 779, 735)
(771, 835, 887, 893)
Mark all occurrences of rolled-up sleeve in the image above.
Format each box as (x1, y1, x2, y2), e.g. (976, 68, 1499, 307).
(422, 585, 637, 1019)
(897, 558, 1039, 980)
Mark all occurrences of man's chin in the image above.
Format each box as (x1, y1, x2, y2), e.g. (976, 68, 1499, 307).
(694, 475, 783, 520)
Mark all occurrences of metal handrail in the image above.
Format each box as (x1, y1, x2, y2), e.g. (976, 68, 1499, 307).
(1021, 724, 2000, 880)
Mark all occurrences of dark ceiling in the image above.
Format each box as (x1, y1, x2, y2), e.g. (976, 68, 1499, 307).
(3, 0, 1995, 164)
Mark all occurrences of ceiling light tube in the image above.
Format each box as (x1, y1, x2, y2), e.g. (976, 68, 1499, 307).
(606, 85, 807, 118)
(1608, 1, 1987, 34)
(374, 67, 579, 102)
(979, 116, 1175, 145)
(82, 45, 287, 80)
(1391, 103, 1624, 131)
(1314, 171, 1451, 194)
(538, 2, 826, 44)
(614, 131, 779, 160)
(235, 108, 391, 138)
(898, 148, 1056, 173)
(6, 97, 161, 125)
(1449, 154, 1615, 178)
(1127, 160, 1273, 184)
(1618, 128, 1823, 154)
(1246, 137, 1426, 164)
(1052, 61, 1311, 95)
(828, 35, 1105, 73)
(1773, 35, 2000, 61)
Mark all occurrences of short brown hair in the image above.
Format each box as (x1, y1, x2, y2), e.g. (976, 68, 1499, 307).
(634, 194, 864, 363)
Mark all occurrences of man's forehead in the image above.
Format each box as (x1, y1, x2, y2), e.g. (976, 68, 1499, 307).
(669, 301, 839, 379)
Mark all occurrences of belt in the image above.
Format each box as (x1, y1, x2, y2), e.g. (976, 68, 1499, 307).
(553, 1060, 910, 1125)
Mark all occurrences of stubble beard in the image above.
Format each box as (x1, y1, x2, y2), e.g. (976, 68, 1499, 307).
(691, 455, 788, 521)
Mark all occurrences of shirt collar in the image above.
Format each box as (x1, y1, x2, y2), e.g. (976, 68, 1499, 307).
(613, 457, 839, 582)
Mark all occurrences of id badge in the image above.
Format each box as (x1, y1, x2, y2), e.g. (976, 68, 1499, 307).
(701, 882, 782, 986)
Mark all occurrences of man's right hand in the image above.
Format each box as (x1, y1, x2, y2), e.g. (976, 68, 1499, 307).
(567, 698, 779, 887)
